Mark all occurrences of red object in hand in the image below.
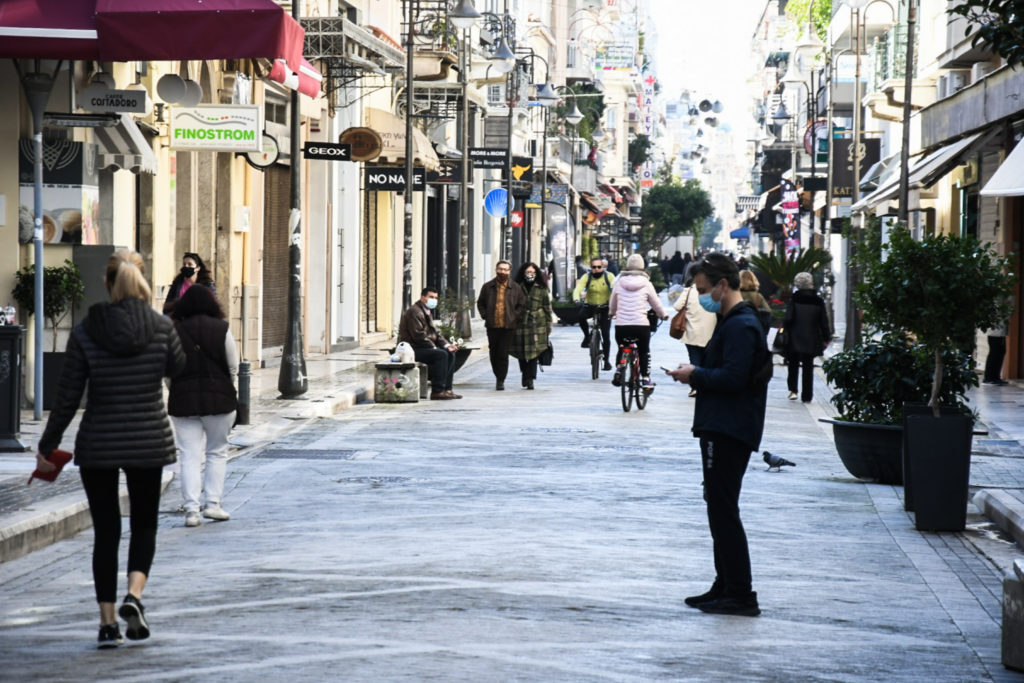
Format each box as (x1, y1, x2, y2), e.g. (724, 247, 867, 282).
(28, 449, 73, 485)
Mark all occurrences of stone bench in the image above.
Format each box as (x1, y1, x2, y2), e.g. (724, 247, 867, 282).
(374, 362, 429, 403)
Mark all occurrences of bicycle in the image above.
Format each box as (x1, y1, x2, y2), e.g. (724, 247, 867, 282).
(617, 312, 663, 412)
(582, 303, 608, 380)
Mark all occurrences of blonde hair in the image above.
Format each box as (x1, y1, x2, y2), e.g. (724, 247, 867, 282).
(739, 269, 759, 291)
(106, 249, 152, 303)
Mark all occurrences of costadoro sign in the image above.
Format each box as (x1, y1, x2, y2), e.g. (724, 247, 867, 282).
(364, 166, 425, 192)
(79, 86, 149, 114)
(169, 105, 262, 152)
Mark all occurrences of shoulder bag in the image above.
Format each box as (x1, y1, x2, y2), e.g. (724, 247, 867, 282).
(669, 288, 690, 340)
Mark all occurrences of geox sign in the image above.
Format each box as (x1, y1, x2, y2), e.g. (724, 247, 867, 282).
(303, 142, 351, 161)
(364, 166, 425, 191)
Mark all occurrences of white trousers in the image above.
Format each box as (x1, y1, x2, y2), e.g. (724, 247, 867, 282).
(171, 412, 235, 512)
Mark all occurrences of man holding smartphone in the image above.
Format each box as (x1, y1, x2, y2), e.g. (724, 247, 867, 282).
(667, 253, 769, 617)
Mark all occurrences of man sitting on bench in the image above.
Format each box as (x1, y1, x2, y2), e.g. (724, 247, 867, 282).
(398, 287, 463, 401)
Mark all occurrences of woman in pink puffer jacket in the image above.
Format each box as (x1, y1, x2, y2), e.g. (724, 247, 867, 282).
(609, 254, 670, 387)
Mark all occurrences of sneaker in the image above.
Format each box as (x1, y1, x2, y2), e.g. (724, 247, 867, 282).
(611, 368, 624, 387)
(684, 583, 722, 608)
(580, 339, 590, 348)
(688, 389, 697, 398)
(787, 391, 798, 400)
(642, 378, 655, 392)
(202, 504, 230, 521)
(97, 623, 123, 649)
(118, 594, 150, 640)
(602, 359, 613, 371)
(185, 510, 202, 527)
(697, 592, 760, 617)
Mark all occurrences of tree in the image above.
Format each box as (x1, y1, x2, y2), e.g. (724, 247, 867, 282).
(551, 83, 606, 145)
(948, 0, 1024, 68)
(628, 134, 653, 172)
(639, 179, 714, 256)
(784, 0, 832, 41)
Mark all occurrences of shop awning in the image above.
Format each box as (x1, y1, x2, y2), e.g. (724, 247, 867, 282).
(859, 151, 899, 192)
(730, 225, 750, 240)
(736, 195, 760, 212)
(92, 113, 157, 174)
(981, 138, 1024, 197)
(598, 184, 623, 204)
(0, 0, 305, 72)
(366, 107, 440, 171)
(266, 57, 323, 98)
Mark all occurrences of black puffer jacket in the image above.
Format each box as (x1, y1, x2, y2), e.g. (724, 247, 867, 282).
(39, 298, 186, 468)
(783, 289, 831, 356)
(168, 315, 237, 417)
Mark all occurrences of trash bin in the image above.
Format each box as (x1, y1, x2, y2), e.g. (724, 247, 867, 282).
(0, 325, 25, 452)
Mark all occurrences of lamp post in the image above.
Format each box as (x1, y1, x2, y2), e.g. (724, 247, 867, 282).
(534, 77, 559, 265)
(897, 0, 916, 223)
(278, 0, 307, 397)
(565, 96, 584, 293)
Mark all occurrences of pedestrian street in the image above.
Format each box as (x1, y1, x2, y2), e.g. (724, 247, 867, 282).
(0, 325, 1018, 681)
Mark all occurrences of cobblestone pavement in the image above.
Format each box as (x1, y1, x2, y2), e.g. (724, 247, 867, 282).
(0, 326, 1022, 681)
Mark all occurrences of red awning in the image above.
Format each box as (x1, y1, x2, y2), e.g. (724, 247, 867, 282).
(266, 57, 323, 98)
(0, 0, 304, 72)
(598, 184, 623, 204)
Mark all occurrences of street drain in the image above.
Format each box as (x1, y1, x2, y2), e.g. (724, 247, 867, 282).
(520, 427, 596, 434)
(336, 476, 412, 486)
(255, 449, 361, 459)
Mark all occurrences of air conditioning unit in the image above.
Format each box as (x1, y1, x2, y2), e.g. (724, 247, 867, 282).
(971, 62, 994, 83)
(948, 69, 971, 93)
(936, 75, 948, 100)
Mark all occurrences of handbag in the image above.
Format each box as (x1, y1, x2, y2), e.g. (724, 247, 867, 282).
(771, 327, 788, 354)
(669, 289, 690, 340)
(538, 342, 553, 366)
(28, 449, 73, 484)
(647, 308, 659, 332)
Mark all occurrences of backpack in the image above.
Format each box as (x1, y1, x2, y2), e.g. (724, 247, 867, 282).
(584, 271, 612, 290)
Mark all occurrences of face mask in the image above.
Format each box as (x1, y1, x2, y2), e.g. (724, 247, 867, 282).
(181, 266, 196, 278)
(496, 272, 509, 282)
(425, 298, 438, 310)
(699, 286, 722, 313)
(525, 274, 536, 282)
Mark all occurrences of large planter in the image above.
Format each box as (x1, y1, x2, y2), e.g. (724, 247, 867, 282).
(452, 346, 473, 373)
(820, 418, 903, 485)
(904, 413, 974, 532)
(901, 403, 962, 512)
(552, 303, 583, 326)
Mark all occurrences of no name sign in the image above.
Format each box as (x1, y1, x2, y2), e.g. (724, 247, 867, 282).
(365, 166, 425, 191)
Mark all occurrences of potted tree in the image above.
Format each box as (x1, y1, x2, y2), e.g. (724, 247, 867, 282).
(855, 225, 1014, 530)
(12, 259, 86, 410)
(435, 288, 474, 372)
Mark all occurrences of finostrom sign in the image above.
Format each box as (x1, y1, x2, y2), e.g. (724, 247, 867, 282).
(169, 105, 262, 152)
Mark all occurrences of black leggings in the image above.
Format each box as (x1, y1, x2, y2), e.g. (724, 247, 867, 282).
(615, 325, 653, 377)
(79, 467, 164, 604)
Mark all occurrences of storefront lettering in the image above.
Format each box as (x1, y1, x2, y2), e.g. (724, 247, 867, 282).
(173, 128, 256, 141)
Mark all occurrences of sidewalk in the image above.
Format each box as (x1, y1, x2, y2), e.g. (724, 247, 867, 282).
(2, 323, 1023, 570)
(0, 321, 491, 563)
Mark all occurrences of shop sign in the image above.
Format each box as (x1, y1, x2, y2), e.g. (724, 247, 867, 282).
(303, 141, 352, 161)
(364, 166, 425, 191)
(339, 127, 382, 161)
(469, 147, 507, 169)
(426, 158, 470, 183)
(169, 105, 262, 152)
(79, 86, 148, 114)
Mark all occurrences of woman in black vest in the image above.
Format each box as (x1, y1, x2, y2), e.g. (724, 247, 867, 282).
(168, 285, 238, 528)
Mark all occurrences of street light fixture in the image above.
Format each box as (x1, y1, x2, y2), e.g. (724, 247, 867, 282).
(565, 99, 584, 126)
(490, 35, 516, 74)
(449, 0, 481, 29)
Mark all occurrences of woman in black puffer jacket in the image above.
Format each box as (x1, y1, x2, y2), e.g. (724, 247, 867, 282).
(36, 249, 185, 649)
(782, 271, 832, 403)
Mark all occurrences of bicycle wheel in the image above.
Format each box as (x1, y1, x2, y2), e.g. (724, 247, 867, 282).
(590, 325, 601, 380)
(635, 358, 649, 410)
(620, 350, 633, 412)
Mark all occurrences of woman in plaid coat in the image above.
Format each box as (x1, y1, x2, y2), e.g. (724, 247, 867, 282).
(510, 262, 553, 390)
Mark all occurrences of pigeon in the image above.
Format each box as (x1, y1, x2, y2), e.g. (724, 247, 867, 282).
(763, 450, 795, 471)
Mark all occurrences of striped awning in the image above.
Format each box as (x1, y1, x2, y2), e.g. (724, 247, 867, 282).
(92, 113, 157, 174)
(735, 195, 760, 212)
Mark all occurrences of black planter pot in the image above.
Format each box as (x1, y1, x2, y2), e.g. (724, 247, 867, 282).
(904, 412, 974, 532)
(452, 347, 473, 373)
(552, 303, 583, 326)
(901, 403, 962, 512)
(821, 418, 904, 484)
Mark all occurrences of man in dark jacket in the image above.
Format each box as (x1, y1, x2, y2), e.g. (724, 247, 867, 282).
(398, 287, 461, 400)
(476, 260, 525, 390)
(782, 272, 831, 402)
(668, 253, 769, 618)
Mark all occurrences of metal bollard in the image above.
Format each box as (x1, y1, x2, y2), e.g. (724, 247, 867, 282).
(236, 360, 251, 425)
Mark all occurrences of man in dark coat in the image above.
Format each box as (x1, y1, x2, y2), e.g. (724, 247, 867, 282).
(476, 260, 525, 390)
(398, 287, 461, 400)
(668, 253, 769, 618)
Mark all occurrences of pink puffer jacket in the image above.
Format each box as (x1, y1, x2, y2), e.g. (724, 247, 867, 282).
(609, 271, 668, 326)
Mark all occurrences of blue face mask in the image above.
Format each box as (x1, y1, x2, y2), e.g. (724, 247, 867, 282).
(699, 290, 721, 313)
(425, 298, 438, 310)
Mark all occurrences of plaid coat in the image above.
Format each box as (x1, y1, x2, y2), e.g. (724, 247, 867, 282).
(511, 282, 553, 361)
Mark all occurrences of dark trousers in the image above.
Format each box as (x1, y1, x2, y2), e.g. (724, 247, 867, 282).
(786, 352, 815, 401)
(615, 325, 652, 376)
(486, 327, 514, 381)
(579, 308, 612, 359)
(518, 357, 538, 382)
(413, 346, 455, 392)
(984, 335, 1006, 382)
(699, 432, 753, 596)
(685, 344, 706, 367)
(79, 466, 164, 604)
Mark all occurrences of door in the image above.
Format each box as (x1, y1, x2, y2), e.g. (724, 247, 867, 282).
(261, 165, 289, 349)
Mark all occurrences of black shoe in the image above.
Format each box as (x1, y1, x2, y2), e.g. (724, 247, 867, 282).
(602, 359, 613, 371)
(118, 594, 150, 640)
(496, 380, 504, 391)
(611, 368, 624, 387)
(697, 592, 760, 617)
(580, 339, 590, 348)
(97, 623, 123, 649)
(525, 380, 534, 390)
(684, 582, 722, 608)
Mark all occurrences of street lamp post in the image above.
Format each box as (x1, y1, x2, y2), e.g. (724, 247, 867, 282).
(402, 0, 417, 311)
(897, 0, 916, 224)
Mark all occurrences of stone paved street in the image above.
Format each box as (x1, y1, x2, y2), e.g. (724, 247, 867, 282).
(1, 326, 1022, 681)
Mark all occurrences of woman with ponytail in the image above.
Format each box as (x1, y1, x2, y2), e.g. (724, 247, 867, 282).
(35, 249, 185, 649)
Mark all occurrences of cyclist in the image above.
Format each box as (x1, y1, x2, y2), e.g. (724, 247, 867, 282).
(572, 256, 616, 370)
(609, 254, 670, 389)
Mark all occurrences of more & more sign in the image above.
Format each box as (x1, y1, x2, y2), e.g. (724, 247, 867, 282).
(169, 105, 262, 152)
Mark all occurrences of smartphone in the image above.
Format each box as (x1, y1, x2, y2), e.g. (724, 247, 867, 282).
(660, 365, 673, 373)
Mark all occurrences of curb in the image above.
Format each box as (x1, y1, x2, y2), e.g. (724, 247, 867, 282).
(974, 488, 1024, 548)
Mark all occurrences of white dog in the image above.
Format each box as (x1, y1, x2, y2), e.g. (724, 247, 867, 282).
(392, 341, 416, 364)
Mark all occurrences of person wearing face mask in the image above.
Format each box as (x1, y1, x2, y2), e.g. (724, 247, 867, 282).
(510, 262, 553, 390)
(667, 253, 771, 618)
(672, 275, 718, 397)
(398, 287, 462, 400)
(162, 252, 216, 315)
(477, 260, 525, 390)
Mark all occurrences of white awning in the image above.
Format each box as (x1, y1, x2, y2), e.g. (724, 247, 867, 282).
(366, 107, 440, 171)
(92, 113, 157, 174)
(981, 137, 1024, 197)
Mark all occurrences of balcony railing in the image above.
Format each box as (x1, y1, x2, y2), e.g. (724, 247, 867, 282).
(869, 24, 919, 93)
